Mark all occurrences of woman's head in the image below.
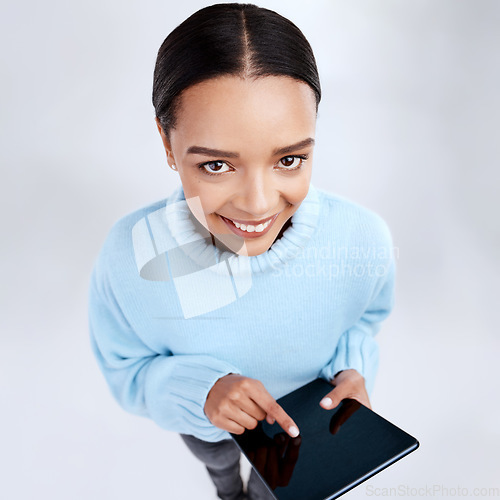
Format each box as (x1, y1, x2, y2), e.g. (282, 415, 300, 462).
(152, 3, 321, 142)
(152, 3, 321, 256)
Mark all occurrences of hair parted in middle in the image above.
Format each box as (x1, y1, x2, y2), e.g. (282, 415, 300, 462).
(152, 3, 321, 141)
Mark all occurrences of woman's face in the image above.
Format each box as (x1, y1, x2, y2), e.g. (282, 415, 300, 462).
(156, 75, 317, 256)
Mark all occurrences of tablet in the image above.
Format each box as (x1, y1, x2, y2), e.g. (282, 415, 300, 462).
(230, 378, 419, 500)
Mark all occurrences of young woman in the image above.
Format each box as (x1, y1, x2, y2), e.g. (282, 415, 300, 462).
(88, 4, 396, 500)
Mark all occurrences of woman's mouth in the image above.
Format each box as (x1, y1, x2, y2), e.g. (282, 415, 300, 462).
(218, 213, 280, 238)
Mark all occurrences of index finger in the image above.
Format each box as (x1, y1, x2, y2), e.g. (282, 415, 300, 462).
(249, 382, 300, 438)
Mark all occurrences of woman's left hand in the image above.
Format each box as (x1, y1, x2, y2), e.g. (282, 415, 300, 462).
(319, 369, 371, 410)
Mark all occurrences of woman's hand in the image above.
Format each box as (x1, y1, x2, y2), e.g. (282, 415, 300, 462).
(204, 374, 300, 438)
(319, 369, 371, 410)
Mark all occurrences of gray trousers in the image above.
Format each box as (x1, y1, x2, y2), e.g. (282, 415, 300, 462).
(180, 433, 275, 500)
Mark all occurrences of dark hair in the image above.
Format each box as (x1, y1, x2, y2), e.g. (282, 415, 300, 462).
(152, 3, 321, 141)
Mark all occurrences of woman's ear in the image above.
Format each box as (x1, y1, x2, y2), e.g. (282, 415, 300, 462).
(155, 117, 176, 167)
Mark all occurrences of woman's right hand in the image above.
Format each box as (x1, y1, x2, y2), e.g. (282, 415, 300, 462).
(204, 373, 300, 438)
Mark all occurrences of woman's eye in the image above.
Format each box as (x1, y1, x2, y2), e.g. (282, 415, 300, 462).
(199, 155, 307, 175)
(278, 156, 305, 170)
(200, 161, 231, 174)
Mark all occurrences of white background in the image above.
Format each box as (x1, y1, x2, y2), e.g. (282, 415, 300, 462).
(1, 1, 499, 499)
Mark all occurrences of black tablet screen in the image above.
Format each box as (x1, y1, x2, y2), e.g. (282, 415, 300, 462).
(231, 378, 418, 500)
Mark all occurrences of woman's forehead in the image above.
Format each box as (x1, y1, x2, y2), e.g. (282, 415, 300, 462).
(178, 75, 316, 114)
(172, 75, 317, 156)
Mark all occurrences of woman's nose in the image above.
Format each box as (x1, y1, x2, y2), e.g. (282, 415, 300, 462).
(234, 169, 278, 217)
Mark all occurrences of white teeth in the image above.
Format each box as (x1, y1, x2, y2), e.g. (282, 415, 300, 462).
(226, 217, 273, 232)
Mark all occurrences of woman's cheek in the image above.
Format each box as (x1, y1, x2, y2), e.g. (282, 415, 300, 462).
(287, 170, 313, 205)
(180, 175, 216, 213)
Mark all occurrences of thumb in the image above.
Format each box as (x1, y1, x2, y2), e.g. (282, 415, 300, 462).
(266, 414, 275, 425)
(319, 385, 346, 410)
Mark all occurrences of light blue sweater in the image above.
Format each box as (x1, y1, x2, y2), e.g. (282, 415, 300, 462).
(88, 183, 396, 442)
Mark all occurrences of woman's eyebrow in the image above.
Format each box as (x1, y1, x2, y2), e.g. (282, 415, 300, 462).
(186, 138, 315, 158)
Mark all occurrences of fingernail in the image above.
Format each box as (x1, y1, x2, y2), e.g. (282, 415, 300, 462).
(320, 397, 332, 408)
(288, 426, 299, 438)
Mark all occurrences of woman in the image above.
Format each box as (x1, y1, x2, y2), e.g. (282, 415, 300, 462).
(88, 3, 396, 499)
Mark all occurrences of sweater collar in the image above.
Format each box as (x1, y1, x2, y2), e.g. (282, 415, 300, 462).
(164, 183, 320, 274)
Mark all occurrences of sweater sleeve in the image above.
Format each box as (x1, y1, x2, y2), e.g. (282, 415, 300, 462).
(88, 264, 242, 442)
(319, 251, 396, 396)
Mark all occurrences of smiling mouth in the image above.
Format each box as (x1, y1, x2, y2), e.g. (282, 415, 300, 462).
(218, 213, 280, 237)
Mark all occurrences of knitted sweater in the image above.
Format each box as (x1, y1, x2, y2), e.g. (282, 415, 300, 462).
(88, 183, 396, 442)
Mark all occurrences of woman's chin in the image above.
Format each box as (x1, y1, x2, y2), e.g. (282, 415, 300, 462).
(211, 233, 266, 257)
